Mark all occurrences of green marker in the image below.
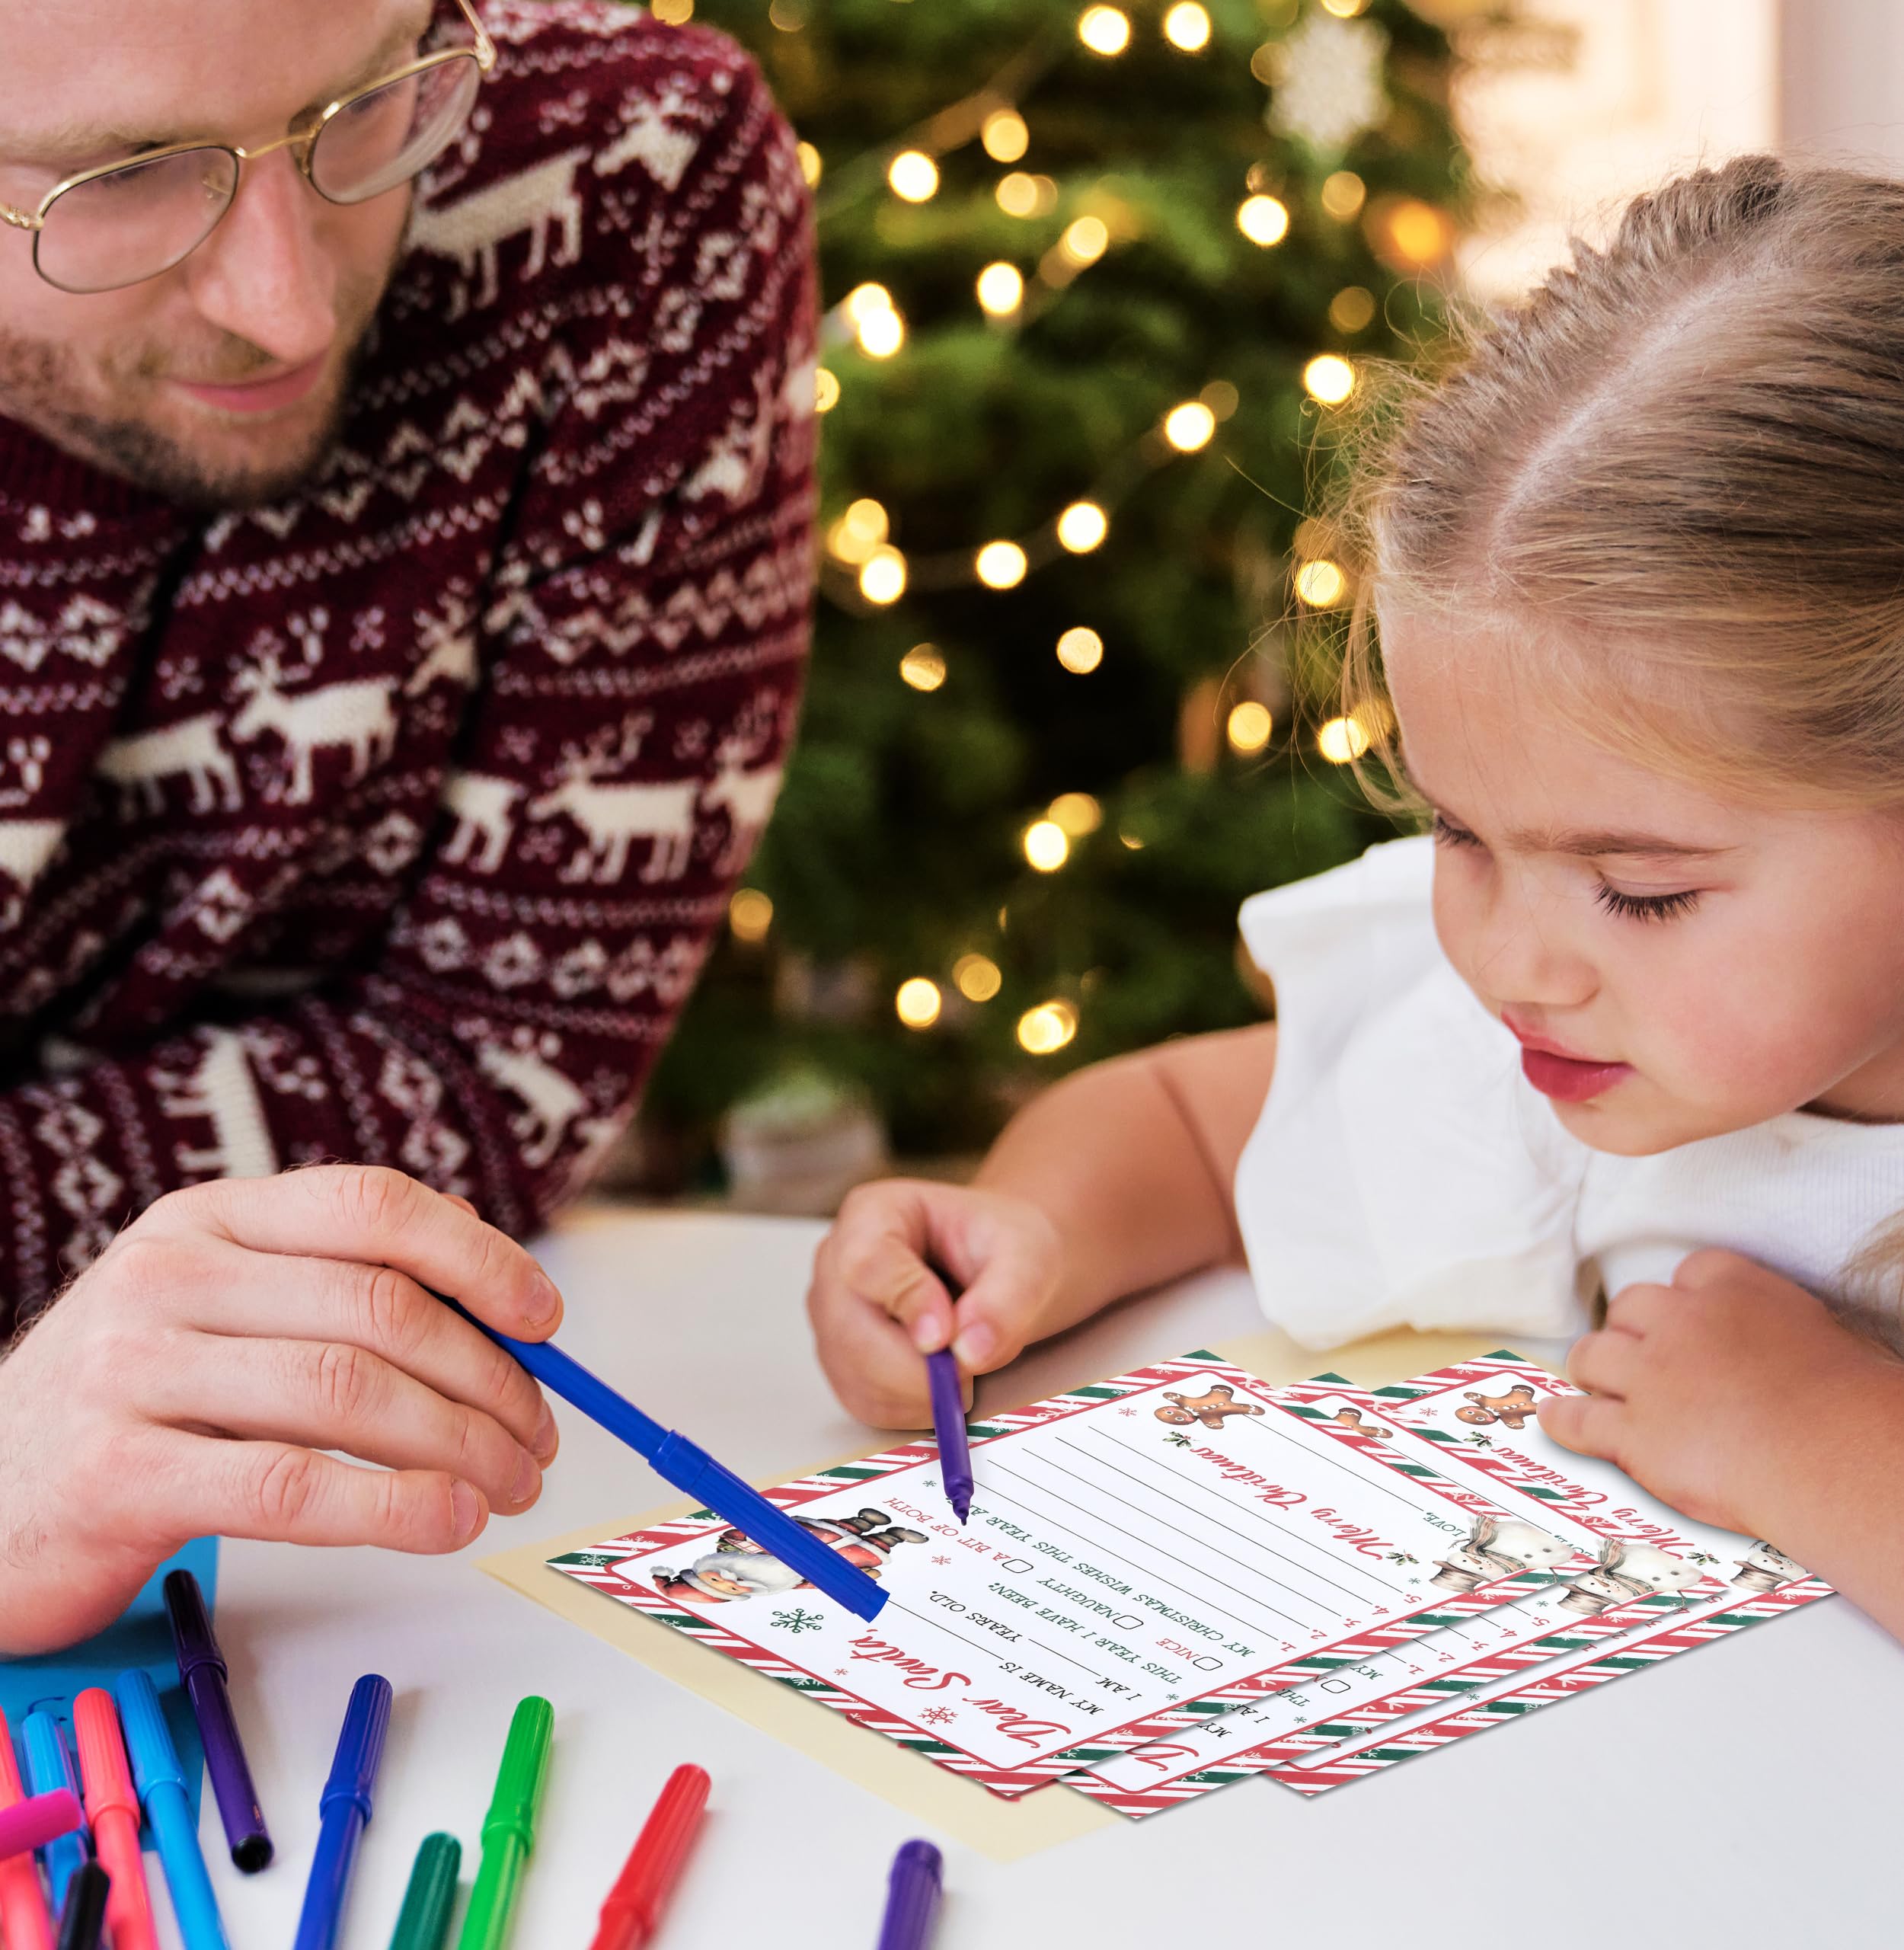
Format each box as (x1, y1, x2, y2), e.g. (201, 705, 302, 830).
(455, 1699, 554, 1950)
(388, 1833, 462, 1950)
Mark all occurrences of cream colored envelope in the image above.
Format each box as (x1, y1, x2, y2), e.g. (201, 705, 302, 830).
(480, 1326, 1499, 1862)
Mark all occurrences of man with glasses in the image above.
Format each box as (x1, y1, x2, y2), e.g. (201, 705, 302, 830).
(0, 0, 818, 1653)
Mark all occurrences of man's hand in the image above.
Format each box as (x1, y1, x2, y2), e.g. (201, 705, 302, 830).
(1539, 1248, 1904, 1541)
(807, 1181, 1065, 1428)
(0, 1166, 564, 1655)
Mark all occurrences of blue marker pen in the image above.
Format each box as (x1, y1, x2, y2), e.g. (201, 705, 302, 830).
(115, 1670, 230, 1950)
(446, 1299, 888, 1622)
(293, 1675, 393, 1950)
(20, 1715, 88, 1912)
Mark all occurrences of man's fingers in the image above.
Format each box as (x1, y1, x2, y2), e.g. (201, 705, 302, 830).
(155, 1166, 563, 1341)
(149, 1335, 544, 1517)
(187, 1247, 554, 1462)
(187, 1437, 490, 1553)
(1538, 1392, 1625, 1465)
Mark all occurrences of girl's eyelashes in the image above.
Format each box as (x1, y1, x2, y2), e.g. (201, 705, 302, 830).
(1593, 884, 1701, 923)
(1430, 812, 1480, 849)
(1432, 810, 1701, 921)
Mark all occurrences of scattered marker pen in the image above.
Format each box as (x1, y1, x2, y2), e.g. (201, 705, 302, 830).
(587, 1763, 711, 1950)
(874, 1840, 943, 1950)
(293, 1675, 393, 1950)
(456, 1696, 553, 1950)
(21, 1715, 88, 1910)
(164, 1568, 273, 1871)
(0, 1790, 84, 1863)
(388, 1832, 462, 1950)
(54, 1862, 109, 1950)
(70, 1690, 157, 1950)
(116, 1670, 230, 1950)
(0, 1708, 57, 1950)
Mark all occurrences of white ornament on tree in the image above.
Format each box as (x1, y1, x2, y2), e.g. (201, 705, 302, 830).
(1263, 10, 1391, 152)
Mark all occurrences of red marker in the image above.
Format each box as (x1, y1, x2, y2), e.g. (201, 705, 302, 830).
(587, 1765, 711, 1950)
(0, 1709, 56, 1950)
(72, 1691, 159, 1950)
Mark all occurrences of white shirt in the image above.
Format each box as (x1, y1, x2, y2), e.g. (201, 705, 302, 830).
(1233, 836, 1904, 1350)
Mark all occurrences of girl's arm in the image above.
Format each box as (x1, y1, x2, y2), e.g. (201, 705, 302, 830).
(807, 1024, 1275, 1426)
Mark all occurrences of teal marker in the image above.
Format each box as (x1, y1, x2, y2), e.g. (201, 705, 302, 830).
(455, 1699, 552, 1950)
(388, 1833, 462, 1950)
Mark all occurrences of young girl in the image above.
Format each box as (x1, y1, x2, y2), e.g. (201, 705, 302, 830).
(806, 155, 1904, 1642)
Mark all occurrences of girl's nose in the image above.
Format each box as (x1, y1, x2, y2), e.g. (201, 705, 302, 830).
(1455, 876, 1599, 1016)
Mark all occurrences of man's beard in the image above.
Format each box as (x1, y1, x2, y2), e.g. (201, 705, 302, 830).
(0, 261, 397, 514)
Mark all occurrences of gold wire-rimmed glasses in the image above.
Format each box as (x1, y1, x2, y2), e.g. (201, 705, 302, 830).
(0, 0, 497, 294)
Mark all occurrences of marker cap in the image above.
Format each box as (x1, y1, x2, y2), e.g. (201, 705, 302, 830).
(70, 1694, 139, 1825)
(162, 1571, 226, 1684)
(481, 1697, 554, 1850)
(113, 1672, 185, 1801)
(321, 1678, 394, 1823)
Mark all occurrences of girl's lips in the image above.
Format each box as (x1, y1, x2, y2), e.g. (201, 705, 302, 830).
(1519, 1046, 1633, 1103)
(172, 354, 327, 416)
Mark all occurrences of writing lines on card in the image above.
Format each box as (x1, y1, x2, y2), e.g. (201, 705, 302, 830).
(979, 1472, 1299, 1649)
(1059, 1431, 1410, 1610)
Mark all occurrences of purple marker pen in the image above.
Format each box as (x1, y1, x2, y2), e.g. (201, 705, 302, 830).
(163, 1570, 273, 1872)
(925, 1350, 974, 1524)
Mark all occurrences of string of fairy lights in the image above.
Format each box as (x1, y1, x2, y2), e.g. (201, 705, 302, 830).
(694, 0, 1453, 1054)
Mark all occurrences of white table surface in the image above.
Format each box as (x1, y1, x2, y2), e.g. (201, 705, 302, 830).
(164, 1205, 1904, 1949)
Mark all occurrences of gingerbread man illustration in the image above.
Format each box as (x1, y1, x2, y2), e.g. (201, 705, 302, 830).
(1155, 1384, 1267, 1430)
(1329, 1408, 1378, 1434)
(1455, 1384, 1540, 1430)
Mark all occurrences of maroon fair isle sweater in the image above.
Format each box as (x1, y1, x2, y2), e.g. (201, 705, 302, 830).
(0, 0, 816, 1332)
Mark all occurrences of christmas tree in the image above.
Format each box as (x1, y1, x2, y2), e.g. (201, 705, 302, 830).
(637, 0, 1471, 1186)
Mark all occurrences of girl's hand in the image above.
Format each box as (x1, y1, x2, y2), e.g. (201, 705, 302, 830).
(1539, 1248, 1904, 1540)
(0, 1165, 564, 1655)
(807, 1179, 1065, 1427)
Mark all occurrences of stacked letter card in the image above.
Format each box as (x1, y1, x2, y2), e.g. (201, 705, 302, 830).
(545, 1351, 1831, 1817)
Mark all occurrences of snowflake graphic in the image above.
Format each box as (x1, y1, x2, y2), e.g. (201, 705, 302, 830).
(1117, 1407, 1138, 1418)
(931, 1555, 951, 1566)
(771, 1607, 824, 1635)
(918, 1706, 957, 1727)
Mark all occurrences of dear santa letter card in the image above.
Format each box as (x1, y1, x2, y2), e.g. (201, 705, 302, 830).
(546, 1353, 1601, 1798)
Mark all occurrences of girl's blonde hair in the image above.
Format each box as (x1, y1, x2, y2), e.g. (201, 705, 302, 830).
(1337, 154, 1904, 1329)
(1340, 153, 1904, 809)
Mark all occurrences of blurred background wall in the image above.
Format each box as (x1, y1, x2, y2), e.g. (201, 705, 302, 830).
(599, 0, 1904, 1211)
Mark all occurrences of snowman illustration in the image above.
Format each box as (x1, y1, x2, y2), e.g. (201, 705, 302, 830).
(652, 1507, 927, 1605)
(1428, 1513, 1577, 1594)
(1553, 1537, 1707, 1616)
(1730, 1540, 1805, 1593)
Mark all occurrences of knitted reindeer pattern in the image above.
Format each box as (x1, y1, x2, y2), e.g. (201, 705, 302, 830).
(0, 0, 816, 1325)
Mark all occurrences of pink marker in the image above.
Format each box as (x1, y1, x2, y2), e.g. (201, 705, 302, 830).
(0, 1709, 56, 1950)
(0, 1787, 84, 1862)
(73, 1688, 160, 1950)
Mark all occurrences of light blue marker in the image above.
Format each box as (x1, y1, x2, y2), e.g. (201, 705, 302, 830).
(116, 1670, 230, 1950)
(20, 1713, 88, 1910)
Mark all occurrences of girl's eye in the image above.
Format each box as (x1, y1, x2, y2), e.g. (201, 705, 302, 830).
(1430, 813, 1481, 849)
(1593, 884, 1700, 924)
